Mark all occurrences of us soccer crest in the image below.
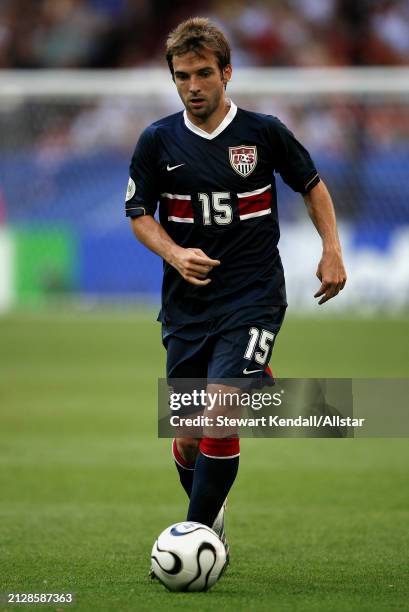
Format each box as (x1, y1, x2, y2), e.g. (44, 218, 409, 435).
(229, 145, 258, 177)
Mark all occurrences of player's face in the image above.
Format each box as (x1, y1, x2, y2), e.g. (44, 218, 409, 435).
(172, 50, 232, 124)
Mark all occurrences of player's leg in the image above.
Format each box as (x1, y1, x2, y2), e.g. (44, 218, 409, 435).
(186, 383, 241, 528)
(174, 437, 200, 464)
(165, 327, 236, 555)
(172, 437, 199, 497)
(165, 331, 211, 498)
(186, 306, 286, 528)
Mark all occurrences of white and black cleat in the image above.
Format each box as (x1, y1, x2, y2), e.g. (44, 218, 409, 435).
(211, 500, 230, 571)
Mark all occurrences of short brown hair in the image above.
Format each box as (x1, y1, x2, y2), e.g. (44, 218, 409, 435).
(166, 17, 231, 77)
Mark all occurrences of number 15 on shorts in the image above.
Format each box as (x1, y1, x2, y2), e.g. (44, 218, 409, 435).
(244, 328, 275, 365)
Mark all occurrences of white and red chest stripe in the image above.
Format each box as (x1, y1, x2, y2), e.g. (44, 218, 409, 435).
(236, 183, 271, 220)
(160, 184, 272, 223)
(160, 192, 194, 223)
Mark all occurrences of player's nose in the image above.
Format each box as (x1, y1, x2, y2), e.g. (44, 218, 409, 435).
(189, 76, 201, 94)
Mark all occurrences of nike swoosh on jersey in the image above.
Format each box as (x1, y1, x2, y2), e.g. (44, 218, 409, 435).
(167, 163, 185, 171)
(243, 367, 264, 374)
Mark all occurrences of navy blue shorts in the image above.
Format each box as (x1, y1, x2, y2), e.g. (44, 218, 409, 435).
(162, 305, 286, 388)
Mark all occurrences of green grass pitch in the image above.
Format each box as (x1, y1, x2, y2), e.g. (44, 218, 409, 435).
(1, 311, 408, 611)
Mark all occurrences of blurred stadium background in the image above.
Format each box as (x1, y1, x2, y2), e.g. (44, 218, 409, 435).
(0, 0, 409, 313)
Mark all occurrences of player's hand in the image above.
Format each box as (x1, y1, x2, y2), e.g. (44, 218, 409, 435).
(314, 249, 347, 305)
(169, 246, 220, 286)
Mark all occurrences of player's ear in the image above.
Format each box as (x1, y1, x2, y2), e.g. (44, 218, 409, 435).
(222, 64, 232, 85)
(222, 65, 232, 90)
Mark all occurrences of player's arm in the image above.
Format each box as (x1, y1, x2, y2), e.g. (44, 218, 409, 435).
(126, 127, 219, 286)
(270, 117, 347, 305)
(130, 215, 220, 286)
(303, 180, 347, 305)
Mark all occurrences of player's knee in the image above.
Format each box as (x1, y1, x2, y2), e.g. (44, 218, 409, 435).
(200, 437, 240, 458)
(176, 437, 200, 464)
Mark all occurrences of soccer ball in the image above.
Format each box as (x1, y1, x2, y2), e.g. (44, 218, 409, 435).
(151, 521, 227, 592)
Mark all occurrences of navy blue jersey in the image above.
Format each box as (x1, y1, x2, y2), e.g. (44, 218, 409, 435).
(125, 102, 319, 325)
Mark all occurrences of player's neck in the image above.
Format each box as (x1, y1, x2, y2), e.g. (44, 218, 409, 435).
(186, 99, 231, 134)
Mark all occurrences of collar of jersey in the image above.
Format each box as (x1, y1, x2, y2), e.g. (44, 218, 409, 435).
(183, 101, 237, 140)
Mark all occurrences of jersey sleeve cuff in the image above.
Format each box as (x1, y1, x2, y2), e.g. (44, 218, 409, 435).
(303, 173, 320, 194)
(126, 206, 150, 218)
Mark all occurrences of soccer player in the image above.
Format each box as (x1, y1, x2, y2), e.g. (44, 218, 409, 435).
(125, 17, 346, 562)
